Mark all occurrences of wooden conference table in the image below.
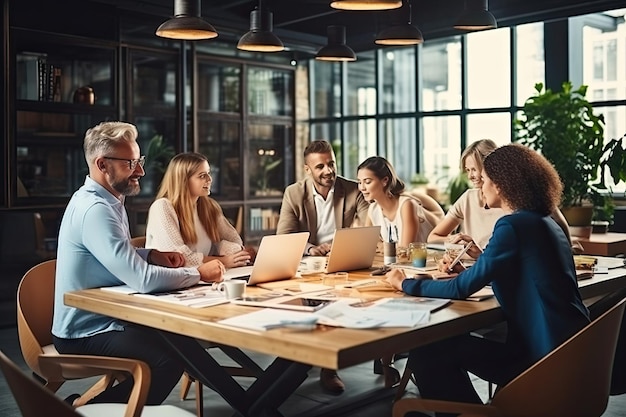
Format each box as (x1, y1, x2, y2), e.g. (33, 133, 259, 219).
(64, 257, 626, 416)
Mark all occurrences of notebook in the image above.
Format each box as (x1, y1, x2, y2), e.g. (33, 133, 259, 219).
(223, 231, 309, 286)
(324, 226, 380, 273)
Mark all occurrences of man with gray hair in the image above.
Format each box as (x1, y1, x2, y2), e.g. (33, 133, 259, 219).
(52, 121, 227, 406)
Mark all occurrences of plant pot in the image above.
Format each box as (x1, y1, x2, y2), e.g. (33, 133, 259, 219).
(561, 205, 594, 227)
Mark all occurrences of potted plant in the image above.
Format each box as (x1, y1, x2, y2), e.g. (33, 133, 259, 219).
(514, 81, 619, 229)
(142, 134, 175, 194)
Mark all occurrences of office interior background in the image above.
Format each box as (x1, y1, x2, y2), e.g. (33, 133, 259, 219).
(1, 0, 626, 325)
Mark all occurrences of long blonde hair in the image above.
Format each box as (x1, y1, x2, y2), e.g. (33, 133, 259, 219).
(155, 153, 221, 244)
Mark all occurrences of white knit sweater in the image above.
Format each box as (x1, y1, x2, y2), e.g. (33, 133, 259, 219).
(145, 198, 244, 267)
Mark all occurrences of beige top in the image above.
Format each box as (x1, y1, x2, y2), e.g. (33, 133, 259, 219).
(446, 189, 504, 249)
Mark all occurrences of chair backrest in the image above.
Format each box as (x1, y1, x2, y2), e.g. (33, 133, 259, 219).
(0, 350, 78, 417)
(16, 259, 57, 377)
(492, 297, 626, 417)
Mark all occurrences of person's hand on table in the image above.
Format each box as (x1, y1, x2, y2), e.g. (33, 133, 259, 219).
(308, 242, 332, 256)
(198, 259, 225, 283)
(148, 250, 185, 268)
(220, 250, 252, 268)
(385, 268, 409, 291)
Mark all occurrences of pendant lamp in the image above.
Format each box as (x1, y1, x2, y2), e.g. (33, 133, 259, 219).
(454, 0, 497, 31)
(375, 1, 423, 46)
(315, 25, 357, 62)
(237, 0, 284, 52)
(156, 0, 218, 40)
(330, 0, 402, 10)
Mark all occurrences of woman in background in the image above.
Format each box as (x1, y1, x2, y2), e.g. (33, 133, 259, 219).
(428, 139, 570, 256)
(387, 144, 589, 416)
(146, 152, 254, 268)
(357, 155, 445, 387)
(357, 156, 444, 248)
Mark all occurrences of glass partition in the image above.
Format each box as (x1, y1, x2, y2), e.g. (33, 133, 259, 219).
(247, 67, 293, 116)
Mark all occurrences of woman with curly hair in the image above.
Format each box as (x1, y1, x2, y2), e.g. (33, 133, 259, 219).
(386, 144, 589, 416)
(146, 152, 255, 268)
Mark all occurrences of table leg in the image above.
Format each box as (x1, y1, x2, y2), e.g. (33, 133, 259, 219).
(245, 358, 312, 416)
(157, 331, 251, 415)
(158, 330, 311, 417)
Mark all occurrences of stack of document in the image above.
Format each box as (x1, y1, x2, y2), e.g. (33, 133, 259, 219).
(100, 284, 229, 308)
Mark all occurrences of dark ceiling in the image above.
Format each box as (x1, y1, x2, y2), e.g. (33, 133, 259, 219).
(89, 0, 624, 53)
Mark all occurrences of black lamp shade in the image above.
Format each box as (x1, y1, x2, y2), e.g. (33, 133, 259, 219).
(375, 24, 423, 45)
(156, 0, 218, 40)
(315, 25, 357, 62)
(237, 9, 284, 52)
(330, 0, 402, 10)
(454, 0, 497, 31)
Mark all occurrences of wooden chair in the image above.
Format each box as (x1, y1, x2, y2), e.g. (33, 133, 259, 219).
(17, 259, 125, 406)
(0, 350, 194, 417)
(393, 297, 626, 417)
(130, 236, 264, 417)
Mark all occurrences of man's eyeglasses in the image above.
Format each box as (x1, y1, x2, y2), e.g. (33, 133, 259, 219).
(103, 155, 146, 170)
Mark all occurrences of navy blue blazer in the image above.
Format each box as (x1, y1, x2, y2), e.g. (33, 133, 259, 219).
(402, 210, 590, 363)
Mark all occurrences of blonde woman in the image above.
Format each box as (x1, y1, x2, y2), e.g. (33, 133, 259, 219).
(429, 139, 571, 253)
(146, 152, 254, 268)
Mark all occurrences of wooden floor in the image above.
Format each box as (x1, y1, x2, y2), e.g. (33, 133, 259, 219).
(1, 324, 625, 417)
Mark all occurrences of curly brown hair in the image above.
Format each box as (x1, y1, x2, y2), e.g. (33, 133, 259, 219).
(483, 144, 563, 215)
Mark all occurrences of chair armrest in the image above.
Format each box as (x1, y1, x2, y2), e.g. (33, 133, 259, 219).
(39, 354, 150, 417)
(393, 398, 501, 417)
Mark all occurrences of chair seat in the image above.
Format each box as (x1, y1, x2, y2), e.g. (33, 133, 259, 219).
(77, 403, 196, 417)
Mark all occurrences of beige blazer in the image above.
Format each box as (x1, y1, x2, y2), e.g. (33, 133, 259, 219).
(276, 176, 370, 245)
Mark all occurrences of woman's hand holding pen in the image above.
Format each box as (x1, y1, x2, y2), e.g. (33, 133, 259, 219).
(198, 259, 225, 283)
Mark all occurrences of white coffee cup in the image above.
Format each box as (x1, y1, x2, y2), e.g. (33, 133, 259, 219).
(217, 280, 246, 299)
(303, 256, 326, 273)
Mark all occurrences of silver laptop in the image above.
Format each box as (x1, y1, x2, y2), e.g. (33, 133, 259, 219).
(324, 226, 380, 273)
(223, 232, 309, 286)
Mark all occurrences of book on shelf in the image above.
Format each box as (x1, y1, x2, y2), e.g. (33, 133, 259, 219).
(16, 52, 63, 102)
(249, 207, 263, 231)
(16, 52, 47, 101)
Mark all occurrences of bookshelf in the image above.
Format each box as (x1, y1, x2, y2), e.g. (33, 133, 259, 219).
(11, 29, 117, 207)
(6, 6, 295, 248)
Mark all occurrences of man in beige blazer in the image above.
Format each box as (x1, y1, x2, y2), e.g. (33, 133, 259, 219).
(276, 139, 370, 394)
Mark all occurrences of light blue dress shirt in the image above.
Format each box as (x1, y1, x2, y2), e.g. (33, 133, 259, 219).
(52, 176, 200, 339)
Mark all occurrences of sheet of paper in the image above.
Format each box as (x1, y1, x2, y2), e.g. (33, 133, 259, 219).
(466, 287, 495, 301)
(100, 284, 137, 294)
(371, 297, 450, 312)
(316, 299, 431, 328)
(218, 308, 319, 331)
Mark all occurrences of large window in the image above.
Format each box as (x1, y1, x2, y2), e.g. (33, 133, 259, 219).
(420, 37, 462, 112)
(466, 28, 511, 109)
(307, 7, 626, 203)
(580, 8, 626, 193)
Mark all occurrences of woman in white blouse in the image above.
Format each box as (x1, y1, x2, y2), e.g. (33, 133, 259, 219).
(146, 152, 254, 268)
